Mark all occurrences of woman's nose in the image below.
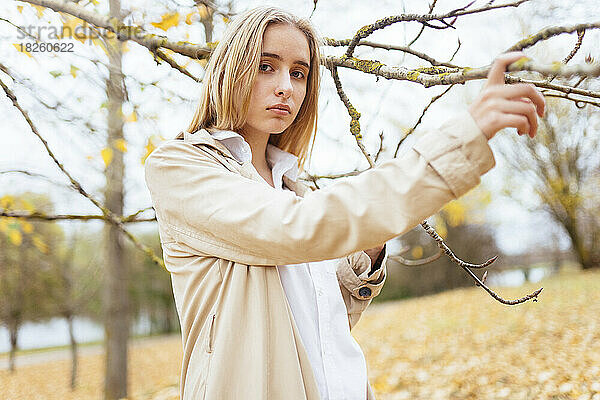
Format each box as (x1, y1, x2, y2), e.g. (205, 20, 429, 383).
(275, 72, 293, 98)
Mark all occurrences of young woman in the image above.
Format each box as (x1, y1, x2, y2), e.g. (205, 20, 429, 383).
(144, 6, 544, 400)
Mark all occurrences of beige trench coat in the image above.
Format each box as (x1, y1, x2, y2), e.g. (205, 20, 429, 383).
(144, 110, 495, 400)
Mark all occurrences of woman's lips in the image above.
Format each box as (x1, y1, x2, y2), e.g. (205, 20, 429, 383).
(267, 108, 290, 115)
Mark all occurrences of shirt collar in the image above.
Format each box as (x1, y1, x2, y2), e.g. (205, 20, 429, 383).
(182, 129, 299, 185)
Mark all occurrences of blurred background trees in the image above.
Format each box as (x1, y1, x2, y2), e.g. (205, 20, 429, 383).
(376, 188, 501, 302)
(499, 100, 600, 270)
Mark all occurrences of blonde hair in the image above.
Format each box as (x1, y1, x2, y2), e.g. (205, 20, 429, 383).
(184, 6, 322, 174)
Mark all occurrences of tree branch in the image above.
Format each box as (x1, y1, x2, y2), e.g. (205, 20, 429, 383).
(507, 22, 600, 52)
(19, 0, 211, 59)
(420, 221, 543, 305)
(344, 0, 531, 58)
(326, 64, 374, 168)
(0, 210, 156, 223)
(324, 38, 458, 68)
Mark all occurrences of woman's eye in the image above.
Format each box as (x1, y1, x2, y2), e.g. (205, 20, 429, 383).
(259, 63, 272, 72)
(291, 70, 305, 79)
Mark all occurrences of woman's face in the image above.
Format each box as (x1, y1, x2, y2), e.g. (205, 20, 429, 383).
(242, 23, 311, 138)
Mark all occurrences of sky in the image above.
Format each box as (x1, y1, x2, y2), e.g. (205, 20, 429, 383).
(0, 0, 599, 255)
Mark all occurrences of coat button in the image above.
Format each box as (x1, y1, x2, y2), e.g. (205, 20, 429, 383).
(358, 287, 371, 298)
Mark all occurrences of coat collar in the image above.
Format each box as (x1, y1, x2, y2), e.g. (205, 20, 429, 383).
(181, 129, 310, 198)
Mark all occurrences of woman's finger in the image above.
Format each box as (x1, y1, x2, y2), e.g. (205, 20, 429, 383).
(502, 113, 531, 137)
(496, 99, 539, 137)
(485, 52, 528, 88)
(489, 83, 546, 117)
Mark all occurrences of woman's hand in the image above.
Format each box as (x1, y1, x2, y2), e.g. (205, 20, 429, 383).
(468, 52, 546, 140)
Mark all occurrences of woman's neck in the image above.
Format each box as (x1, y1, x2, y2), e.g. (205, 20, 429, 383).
(240, 129, 271, 172)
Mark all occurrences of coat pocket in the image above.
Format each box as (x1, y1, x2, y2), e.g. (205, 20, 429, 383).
(205, 311, 216, 353)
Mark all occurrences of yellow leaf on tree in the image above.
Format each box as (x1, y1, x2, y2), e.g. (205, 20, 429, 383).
(32, 5, 45, 18)
(223, 16, 230, 24)
(9, 230, 22, 246)
(17, 5, 24, 13)
(141, 137, 158, 164)
(443, 201, 466, 227)
(151, 12, 180, 31)
(21, 199, 34, 212)
(101, 147, 114, 167)
(434, 217, 448, 239)
(70, 65, 79, 78)
(32, 235, 49, 254)
(125, 111, 137, 123)
(185, 11, 195, 25)
(0, 195, 15, 209)
(22, 221, 34, 234)
(13, 43, 32, 58)
(60, 17, 82, 39)
(114, 138, 128, 153)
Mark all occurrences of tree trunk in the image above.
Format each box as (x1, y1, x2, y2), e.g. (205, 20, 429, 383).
(103, 0, 129, 399)
(8, 321, 18, 373)
(67, 313, 78, 390)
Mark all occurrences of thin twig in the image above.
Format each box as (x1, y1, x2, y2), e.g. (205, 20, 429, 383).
(327, 64, 375, 168)
(324, 38, 458, 68)
(507, 22, 600, 52)
(344, 0, 530, 58)
(155, 49, 201, 82)
(393, 84, 455, 158)
(390, 246, 443, 266)
(407, 0, 438, 47)
(420, 221, 542, 305)
(0, 210, 156, 223)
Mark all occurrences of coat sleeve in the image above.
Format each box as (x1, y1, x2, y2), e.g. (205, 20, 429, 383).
(144, 111, 495, 266)
(337, 244, 388, 331)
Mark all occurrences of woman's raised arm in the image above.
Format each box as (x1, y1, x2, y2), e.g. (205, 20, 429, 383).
(145, 111, 492, 266)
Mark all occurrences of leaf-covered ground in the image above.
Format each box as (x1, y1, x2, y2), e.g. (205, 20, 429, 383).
(1, 267, 599, 400)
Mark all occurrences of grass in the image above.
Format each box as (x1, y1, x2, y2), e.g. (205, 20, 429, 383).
(1, 267, 599, 400)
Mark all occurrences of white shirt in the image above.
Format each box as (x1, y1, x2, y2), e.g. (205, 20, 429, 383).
(194, 129, 369, 400)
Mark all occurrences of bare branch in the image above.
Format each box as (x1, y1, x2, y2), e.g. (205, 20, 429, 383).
(0, 210, 156, 223)
(326, 64, 375, 168)
(420, 221, 498, 269)
(507, 22, 600, 52)
(302, 170, 362, 181)
(420, 221, 542, 305)
(394, 84, 455, 158)
(324, 38, 458, 68)
(344, 0, 530, 58)
(507, 76, 600, 100)
(407, 0, 438, 47)
(327, 55, 600, 87)
(389, 246, 443, 266)
(154, 49, 201, 82)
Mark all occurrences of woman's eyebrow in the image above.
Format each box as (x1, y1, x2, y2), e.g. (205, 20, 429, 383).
(261, 52, 309, 69)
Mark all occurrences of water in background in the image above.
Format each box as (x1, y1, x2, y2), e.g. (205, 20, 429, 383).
(0, 315, 151, 353)
(486, 266, 552, 287)
(0, 267, 553, 353)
